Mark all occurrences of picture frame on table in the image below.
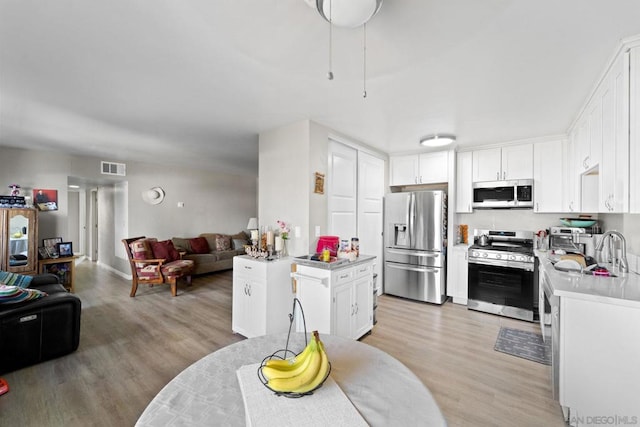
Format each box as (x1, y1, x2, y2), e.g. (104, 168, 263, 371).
(43, 237, 63, 258)
(38, 246, 50, 259)
(57, 242, 73, 257)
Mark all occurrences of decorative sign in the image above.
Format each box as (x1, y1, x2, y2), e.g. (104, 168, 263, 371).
(314, 172, 325, 194)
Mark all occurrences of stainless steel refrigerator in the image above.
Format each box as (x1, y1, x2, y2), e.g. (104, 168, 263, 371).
(384, 190, 447, 304)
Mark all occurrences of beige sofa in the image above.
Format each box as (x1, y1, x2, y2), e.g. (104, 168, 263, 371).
(171, 232, 249, 275)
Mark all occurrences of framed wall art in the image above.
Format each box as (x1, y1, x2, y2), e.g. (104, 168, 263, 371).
(33, 189, 58, 211)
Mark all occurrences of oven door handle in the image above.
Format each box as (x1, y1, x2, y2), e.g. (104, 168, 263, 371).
(468, 257, 534, 271)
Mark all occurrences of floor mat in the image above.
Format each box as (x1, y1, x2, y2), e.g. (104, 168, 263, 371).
(494, 327, 551, 365)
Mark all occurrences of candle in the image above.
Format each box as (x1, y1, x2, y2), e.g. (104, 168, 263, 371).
(250, 230, 259, 240)
(267, 230, 274, 246)
(275, 236, 283, 251)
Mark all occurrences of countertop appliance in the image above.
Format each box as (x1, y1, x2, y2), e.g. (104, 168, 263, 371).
(383, 190, 447, 304)
(472, 179, 533, 209)
(467, 229, 538, 322)
(549, 226, 600, 257)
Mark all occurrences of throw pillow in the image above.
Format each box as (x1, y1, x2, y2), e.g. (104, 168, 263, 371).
(150, 240, 180, 262)
(0, 284, 47, 304)
(189, 237, 210, 254)
(130, 238, 156, 260)
(0, 270, 33, 288)
(232, 238, 248, 250)
(215, 235, 231, 251)
(171, 237, 192, 254)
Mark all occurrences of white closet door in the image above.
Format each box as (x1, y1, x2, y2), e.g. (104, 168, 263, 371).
(358, 152, 384, 284)
(328, 141, 357, 240)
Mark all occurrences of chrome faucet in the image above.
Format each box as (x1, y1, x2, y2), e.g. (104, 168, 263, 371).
(595, 230, 629, 273)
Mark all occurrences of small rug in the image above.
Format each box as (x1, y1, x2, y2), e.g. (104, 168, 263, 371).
(494, 327, 551, 365)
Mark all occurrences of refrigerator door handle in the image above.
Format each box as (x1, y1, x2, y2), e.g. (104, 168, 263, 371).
(408, 193, 415, 248)
(386, 262, 439, 274)
(386, 249, 441, 258)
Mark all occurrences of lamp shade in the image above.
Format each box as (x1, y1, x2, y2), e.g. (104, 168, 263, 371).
(247, 217, 258, 230)
(316, 0, 383, 28)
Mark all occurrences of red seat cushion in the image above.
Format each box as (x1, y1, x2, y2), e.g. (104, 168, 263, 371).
(150, 240, 180, 262)
(189, 237, 210, 254)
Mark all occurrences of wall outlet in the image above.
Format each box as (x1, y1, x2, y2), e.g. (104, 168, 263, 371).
(315, 226, 321, 237)
(177, 202, 185, 208)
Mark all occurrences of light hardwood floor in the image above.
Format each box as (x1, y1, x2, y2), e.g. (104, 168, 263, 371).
(0, 261, 566, 426)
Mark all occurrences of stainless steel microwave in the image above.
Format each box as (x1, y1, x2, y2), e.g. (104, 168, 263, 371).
(472, 179, 534, 209)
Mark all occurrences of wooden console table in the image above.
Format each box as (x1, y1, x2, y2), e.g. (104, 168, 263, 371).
(38, 256, 76, 293)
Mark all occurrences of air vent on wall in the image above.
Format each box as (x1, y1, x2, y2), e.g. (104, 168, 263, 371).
(101, 161, 126, 176)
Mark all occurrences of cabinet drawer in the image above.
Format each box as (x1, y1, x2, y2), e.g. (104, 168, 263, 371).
(333, 269, 353, 286)
(354, 263, 372, 279)
(233, 258, 266, 278)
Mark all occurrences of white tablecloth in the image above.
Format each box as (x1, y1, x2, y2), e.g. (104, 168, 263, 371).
(136, 333, 447, 426)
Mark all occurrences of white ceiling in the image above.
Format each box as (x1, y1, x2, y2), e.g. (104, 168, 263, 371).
(2, 1, 640, 176)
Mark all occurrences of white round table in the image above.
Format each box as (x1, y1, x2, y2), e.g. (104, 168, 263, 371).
(136, 333, 446, 426)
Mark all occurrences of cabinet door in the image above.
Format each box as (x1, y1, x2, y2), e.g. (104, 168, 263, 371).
(295, 267, 331, 335)
(232, 274, 250, 336)
(358, 152, 384, 284)
(631, 47, 640, 213)
(472, 148, 502, 182)
(246, 279, 266, 338)
(533, 140, 564, 213)
(501, 144, 533, 180)
(328, 141, 357, 241)
(456, 151, 473, 213)
(600, 51, 630, 213)
(418, 151, 448, 184)
(352, 275, 373, 339)
(562, 137, 580, 212)
(331, 283, 352, 339)
(446, 245, 468, 304)
(390, 155, 419, 185)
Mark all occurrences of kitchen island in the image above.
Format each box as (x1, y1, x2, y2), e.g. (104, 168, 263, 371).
(292, 255, 376, 340)
(537, 254, 640, 426)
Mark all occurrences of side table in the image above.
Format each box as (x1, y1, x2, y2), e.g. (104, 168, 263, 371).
(38, 256, 76, 292)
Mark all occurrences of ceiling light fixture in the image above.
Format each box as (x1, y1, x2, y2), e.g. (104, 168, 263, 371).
(419, 134, 457, 147)
(315, 0, 383, 29)
(309, 0, 383, 98)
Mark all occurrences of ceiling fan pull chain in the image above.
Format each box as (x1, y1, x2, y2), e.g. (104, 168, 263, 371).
(363, 23, 367, 98)
(327, 0, 334, 80)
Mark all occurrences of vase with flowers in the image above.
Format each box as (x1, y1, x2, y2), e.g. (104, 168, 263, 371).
(276, 220, 290, 257)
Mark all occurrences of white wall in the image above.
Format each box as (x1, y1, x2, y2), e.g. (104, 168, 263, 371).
(259, 120, 310, 257)
(0, 146, 257, 275)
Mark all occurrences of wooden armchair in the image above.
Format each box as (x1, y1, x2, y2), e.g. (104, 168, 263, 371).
(122, 237, 194, 297)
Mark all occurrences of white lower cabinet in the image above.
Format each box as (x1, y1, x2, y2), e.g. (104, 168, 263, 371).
(232, 256, 294, 338)
(446, 244, 468, 304)
(294, 258, 374, 340)
(560, 297, 640, 423)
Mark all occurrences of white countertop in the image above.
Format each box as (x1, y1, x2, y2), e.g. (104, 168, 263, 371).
(536, 250, 640, 308)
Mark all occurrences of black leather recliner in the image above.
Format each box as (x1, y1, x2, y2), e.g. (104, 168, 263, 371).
(0, 274, 81, 374)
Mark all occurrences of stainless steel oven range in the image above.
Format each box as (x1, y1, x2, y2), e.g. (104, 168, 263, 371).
(467, 229, 538, 322)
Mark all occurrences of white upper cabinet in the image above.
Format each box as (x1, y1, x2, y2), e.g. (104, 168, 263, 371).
(456, 151, 473, 213)
(629, 47, 640, 213)
(600, 51, 630, 213)
(390, 151, 448, 186)
(533, 140, 564, 213)
(562, 137, 580, 213)
(472, 144, 533, 182)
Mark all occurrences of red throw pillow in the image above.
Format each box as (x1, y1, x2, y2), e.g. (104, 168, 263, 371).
(189, 237, 210, 254)
(150, 240, 180, 262)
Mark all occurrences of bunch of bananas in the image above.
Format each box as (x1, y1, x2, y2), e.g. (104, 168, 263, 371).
(260, 331, 330, 395)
